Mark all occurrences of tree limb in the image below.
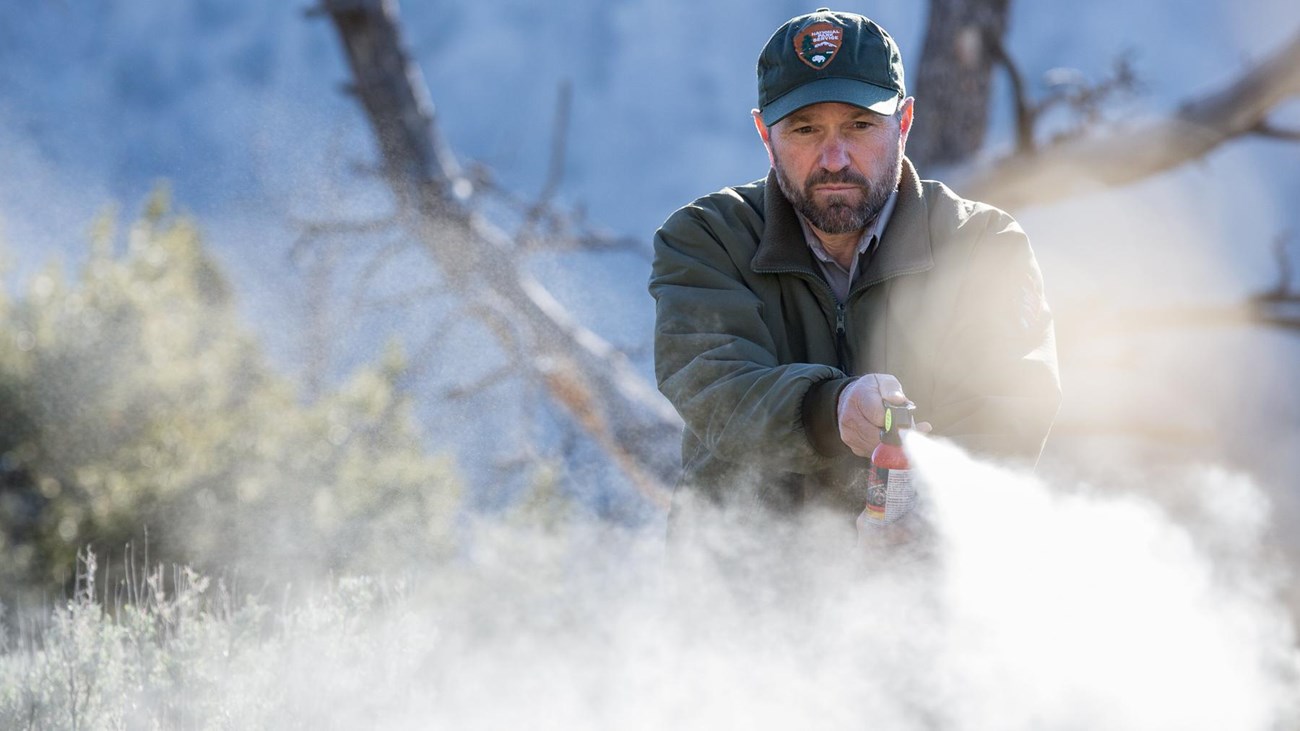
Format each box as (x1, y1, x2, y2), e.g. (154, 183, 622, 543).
(1057, 297, 1300, 340)
(954, 27, 1300, 210)
(1253, 121, 1300, 141)
(985, 28, 1035, 155)
(536, 80, 572, 211)
(1265, 230, 1295, 297)
(1251, 295, 1300, 330)
(318, 0, 678, 508)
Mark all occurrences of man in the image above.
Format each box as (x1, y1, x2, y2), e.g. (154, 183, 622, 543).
(649, 9, 1060, 541)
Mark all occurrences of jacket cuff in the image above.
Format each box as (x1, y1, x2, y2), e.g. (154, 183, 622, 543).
(801, 376, 855, 457)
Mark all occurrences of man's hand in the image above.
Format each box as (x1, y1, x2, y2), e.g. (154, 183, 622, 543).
(836, 374, 932, 457)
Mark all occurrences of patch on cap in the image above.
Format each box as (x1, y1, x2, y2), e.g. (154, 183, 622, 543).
(793, 21, 843, 70)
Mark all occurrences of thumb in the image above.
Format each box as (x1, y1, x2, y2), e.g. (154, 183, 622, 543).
(874, 374, 908, 405)
(882, 391, 909, 406)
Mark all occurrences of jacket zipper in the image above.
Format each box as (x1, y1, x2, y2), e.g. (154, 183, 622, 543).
(834, 300, 852, 375)
(755, 266, 853, 375)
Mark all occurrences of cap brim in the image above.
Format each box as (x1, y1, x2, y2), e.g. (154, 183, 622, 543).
(760, 78, 901, 124)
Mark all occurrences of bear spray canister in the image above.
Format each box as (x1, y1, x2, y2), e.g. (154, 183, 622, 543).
(861, 401, 916, 525)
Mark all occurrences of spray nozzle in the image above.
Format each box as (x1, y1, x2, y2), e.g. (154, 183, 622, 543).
(882, 401, 916, 440)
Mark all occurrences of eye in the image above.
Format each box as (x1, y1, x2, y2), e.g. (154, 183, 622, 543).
(792, 125, 816, 135)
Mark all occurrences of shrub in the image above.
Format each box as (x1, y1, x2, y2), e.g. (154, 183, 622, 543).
(0, 189, 462, 602)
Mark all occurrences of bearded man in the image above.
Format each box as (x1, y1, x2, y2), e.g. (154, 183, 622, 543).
(648, 9, 1061, 544)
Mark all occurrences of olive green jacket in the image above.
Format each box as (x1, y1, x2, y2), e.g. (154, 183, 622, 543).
(649, 158, 1060, 521)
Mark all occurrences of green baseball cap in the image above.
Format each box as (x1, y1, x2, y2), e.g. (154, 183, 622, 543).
(757, 8, 906, 124)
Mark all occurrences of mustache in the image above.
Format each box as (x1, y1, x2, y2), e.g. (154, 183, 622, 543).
(804, 169, 870, 189)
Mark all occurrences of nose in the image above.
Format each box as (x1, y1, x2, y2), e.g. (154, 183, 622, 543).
(818, 135, 851, 172)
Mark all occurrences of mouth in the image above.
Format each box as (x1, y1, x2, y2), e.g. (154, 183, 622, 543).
(813, 185, 863, 196)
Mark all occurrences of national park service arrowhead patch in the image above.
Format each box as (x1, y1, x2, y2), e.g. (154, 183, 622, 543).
(794, 21, 843, 69)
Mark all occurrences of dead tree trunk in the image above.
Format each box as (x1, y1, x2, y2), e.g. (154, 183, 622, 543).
(908, 0, 1011, 173)
(317, 0, 678, 507)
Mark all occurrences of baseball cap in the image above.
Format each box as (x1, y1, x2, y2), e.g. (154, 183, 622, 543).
(757, 8, 906, 124)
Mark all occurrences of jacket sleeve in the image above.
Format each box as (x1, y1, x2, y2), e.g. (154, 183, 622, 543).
(928, 209, 1062, 464)
(649, 201, 849, 474)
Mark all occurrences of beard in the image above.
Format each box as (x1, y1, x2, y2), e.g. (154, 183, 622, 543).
(773, 143, 902, 235)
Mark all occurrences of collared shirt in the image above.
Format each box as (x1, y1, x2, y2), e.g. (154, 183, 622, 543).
(796, 190, 898, 303)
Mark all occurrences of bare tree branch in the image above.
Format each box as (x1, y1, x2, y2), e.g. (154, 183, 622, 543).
(317, 0, 682, 508)
(392, 312, 465, 391)
(537, 80, 572, 211)
(954, 28, 1300, 210)
(1252, 121, 1300, 141)
(506, 81, 577, 255)
(299, 230, 339, 399)
(1249, 231, 1300, 329)
(527, 231, 649, 256)
(351, 284, 444, 314)
(1044, 56, 1140, 139)
(1058, 298, 1300, 339)
(985, 28, 1035, 155)
(347, 237, 423, 315)
(1265, 230, 1295, 297)
(292, 216, 396, 237)
(1251, 296, 1300, 330)
(1064, 303, 1256, 336)
(475, 80, 649, 258)
(318, 0, 466, 203)
(986, 45, 1139, 158)
(443, 364, 519, 402)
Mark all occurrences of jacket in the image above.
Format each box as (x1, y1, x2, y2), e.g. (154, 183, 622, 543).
(649, 158, 1061, 525)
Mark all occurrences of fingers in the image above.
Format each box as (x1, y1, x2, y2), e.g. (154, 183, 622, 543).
(836, 377, 879, 456)
(847, 374, 884, 430)
(836, 373, 919, 457)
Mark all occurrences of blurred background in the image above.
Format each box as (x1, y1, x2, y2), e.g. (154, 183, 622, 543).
(1, 0, 1298, 601)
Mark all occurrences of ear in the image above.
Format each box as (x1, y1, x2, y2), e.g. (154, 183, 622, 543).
(897, 97, 915, 147)
(752, 109, 776, 168)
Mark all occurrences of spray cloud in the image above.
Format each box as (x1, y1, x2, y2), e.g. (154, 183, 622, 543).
(6, 435, 1296, 729)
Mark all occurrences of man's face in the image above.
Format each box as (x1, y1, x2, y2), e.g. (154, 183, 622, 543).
(757, 100, 912, 236)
